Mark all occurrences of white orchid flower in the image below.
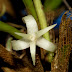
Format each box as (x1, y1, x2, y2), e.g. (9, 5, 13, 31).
(12, 15, 57, 65)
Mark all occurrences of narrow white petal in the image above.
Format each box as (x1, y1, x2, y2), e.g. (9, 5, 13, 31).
(22, 15, 38, 34)
(37, 37, 56, 52)
(36, 24, 57, 38)
(30, 41, 36, 65)
(12, 40, 29, 51)
(15, 32, 31, 41)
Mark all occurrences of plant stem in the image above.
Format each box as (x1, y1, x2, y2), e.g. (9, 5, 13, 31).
(63, 0, 72, 12)
(33, 0, 50, 41)
(22, 0, 37, 20)
(0, 4, 6, 17)
(0, 21, 22, 39)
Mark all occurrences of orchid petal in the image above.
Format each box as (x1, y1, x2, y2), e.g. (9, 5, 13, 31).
(36, 24, 57, 38)
(30, 41, 36, 65)
(15, 32, 31, 41)
(22, 15, 38, 34)
(37, 37, 56, 52)
(12, 40, 29, 50)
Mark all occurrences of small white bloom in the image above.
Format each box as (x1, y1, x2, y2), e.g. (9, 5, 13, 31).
(12, 15, 57, 65)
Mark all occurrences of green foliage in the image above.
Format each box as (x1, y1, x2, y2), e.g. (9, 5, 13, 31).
(0, 21, 22, 39)
(22, 0, 37, 20)
(44, 0, 62, 12)
(33, 0, 50, 41)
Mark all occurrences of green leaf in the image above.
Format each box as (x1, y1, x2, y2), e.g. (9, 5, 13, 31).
(22, 0, 37, 20)
(44, 0, 62, 12)
(0, 21, 22, 39)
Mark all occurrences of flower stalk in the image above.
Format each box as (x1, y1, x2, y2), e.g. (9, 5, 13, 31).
(33, 0, 50, 41)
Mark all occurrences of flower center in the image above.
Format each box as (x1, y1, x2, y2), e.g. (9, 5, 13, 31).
(30, 34, 36, 41)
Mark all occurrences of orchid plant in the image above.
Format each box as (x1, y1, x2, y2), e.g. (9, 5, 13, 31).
(12, 15, 57, 65)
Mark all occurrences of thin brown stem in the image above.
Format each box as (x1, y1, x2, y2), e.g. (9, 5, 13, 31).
(63, 0, 72, 12)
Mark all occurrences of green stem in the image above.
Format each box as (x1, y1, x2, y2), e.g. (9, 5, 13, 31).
(0, 4, 6, 17)
(22, 0, 37, 20)
(0, 21, 22, 39)
(44, 0, 62, 12)
(33, 0, 50, 41)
